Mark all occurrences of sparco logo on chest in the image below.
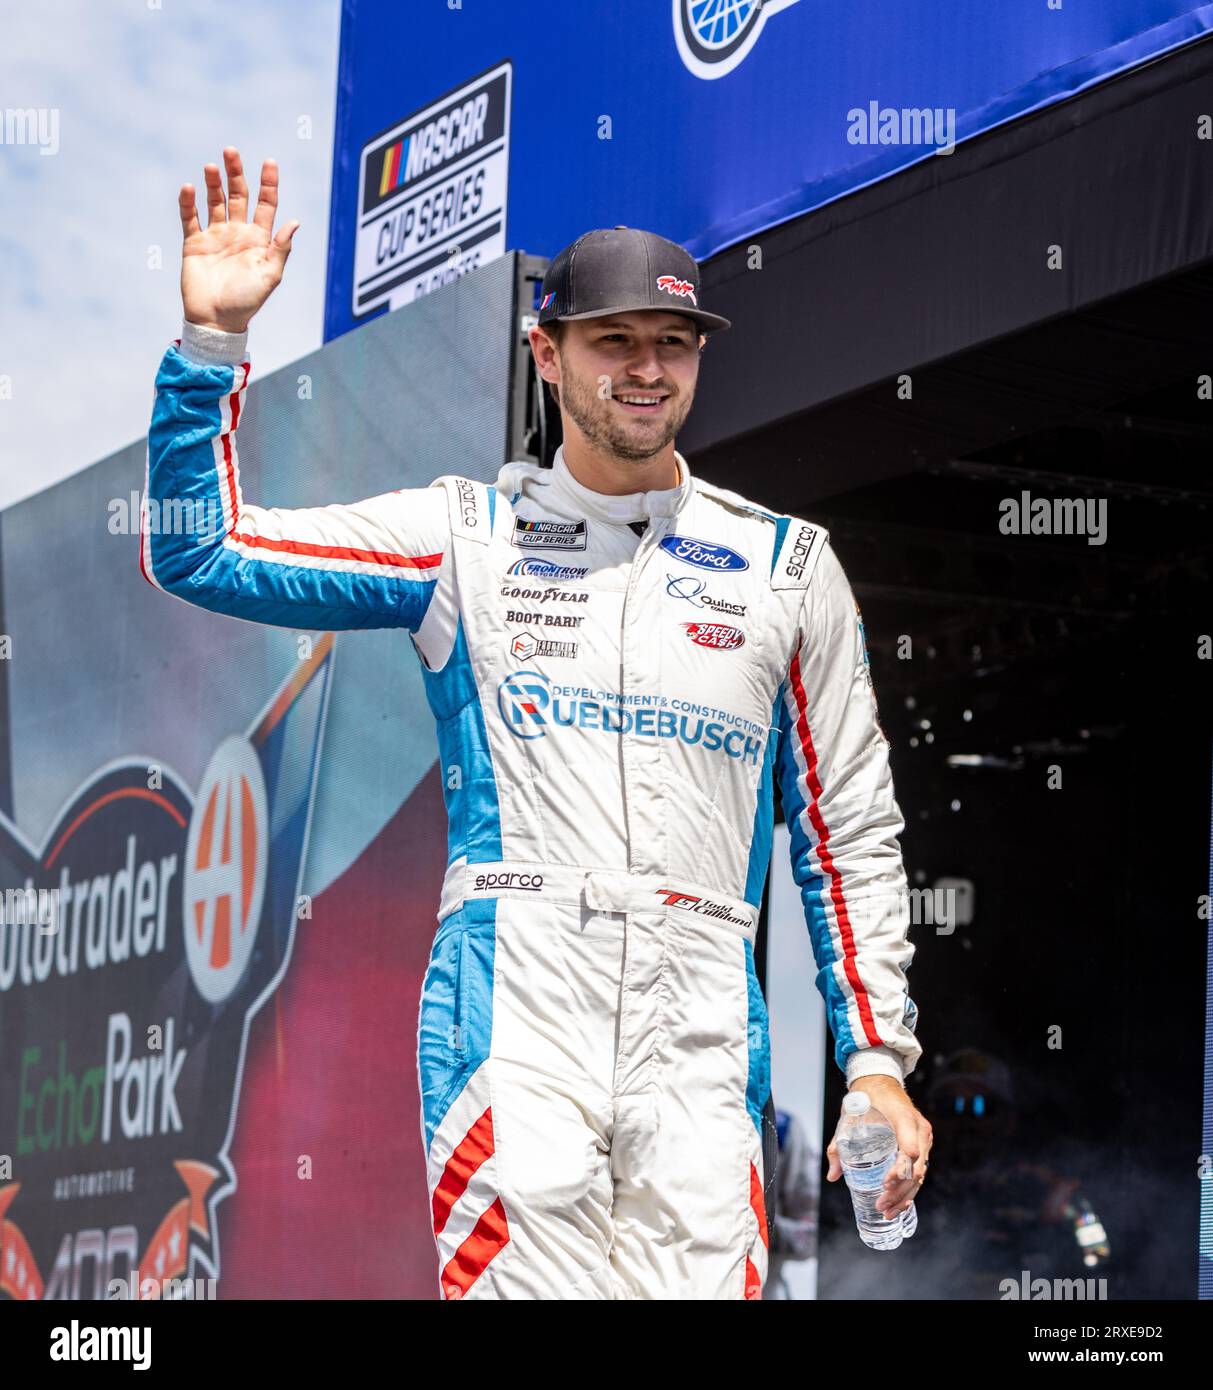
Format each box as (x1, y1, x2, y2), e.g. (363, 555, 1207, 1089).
(659, 535, 749, 572)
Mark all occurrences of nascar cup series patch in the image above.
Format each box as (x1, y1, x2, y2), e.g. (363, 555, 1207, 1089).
(512, 518, 588, 550)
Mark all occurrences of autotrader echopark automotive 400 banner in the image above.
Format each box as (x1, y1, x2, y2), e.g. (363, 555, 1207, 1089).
(323, 0, 1213, 340)
(0, 309, 505, 1299)
(0, 646, 334, 1300)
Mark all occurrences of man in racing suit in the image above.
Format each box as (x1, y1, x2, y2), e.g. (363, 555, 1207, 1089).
(142, 148, 930, 1299)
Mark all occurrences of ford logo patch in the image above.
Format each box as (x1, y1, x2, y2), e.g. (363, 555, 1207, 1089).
(658, 535, 749, 572)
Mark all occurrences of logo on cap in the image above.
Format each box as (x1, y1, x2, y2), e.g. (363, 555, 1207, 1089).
(656, 275, 697, 305)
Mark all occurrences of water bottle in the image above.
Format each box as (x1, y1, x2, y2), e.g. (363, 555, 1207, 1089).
(836, 1091, 917, 1250)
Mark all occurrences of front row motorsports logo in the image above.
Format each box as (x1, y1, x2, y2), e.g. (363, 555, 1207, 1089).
(0, 637, 333, 1300)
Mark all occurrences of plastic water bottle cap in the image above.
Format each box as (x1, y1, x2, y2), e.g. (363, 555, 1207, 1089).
(842, 1092, 872, 1116)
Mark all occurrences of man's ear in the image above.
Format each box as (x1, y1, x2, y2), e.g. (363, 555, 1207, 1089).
(529, 324, 560, 382)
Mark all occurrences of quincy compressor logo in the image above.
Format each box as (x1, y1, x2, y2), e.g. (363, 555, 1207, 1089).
(0, 639, 332, 1300)
(673, 0, 801, 81)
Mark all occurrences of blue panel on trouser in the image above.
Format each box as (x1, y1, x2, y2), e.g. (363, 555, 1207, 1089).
(423, 614, 504, 870)
(744, 938, 771, 1138)
(418, 897, 497, 1150)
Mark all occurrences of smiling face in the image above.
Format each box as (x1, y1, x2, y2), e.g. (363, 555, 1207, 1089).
(534, 311, 705, 463)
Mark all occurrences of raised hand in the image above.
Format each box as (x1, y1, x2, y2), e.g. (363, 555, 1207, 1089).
(179, 147, 299, 333)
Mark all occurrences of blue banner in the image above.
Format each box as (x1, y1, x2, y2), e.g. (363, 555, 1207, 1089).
(324, 0, 1213, 342)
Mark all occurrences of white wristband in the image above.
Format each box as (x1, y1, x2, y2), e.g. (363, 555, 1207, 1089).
(180, 320, 248, 366)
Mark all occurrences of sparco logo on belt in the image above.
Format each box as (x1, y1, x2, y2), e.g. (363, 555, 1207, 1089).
(682, 622, 745, 650)
(455, 477, 478, 530)
(473, 871, 545, 892)
(784, 523, 819, 581)
(655, 889, 751, 928)
(658, 535, 749, 572)
(513, 517, 588, 550)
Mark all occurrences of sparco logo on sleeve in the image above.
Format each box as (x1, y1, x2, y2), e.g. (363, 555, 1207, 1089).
(783, 522, 819, 581)
(659, 535, 749, 572)
(513, 518, 588, 550)
(455, 478, 479, 530)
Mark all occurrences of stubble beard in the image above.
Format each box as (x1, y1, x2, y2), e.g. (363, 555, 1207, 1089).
(558, 361, 693, 464)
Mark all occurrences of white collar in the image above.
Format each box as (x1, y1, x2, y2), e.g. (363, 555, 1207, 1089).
(539, 445, 692, 522)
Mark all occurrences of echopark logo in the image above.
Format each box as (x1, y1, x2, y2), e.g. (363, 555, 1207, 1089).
(658, 534, 749, 572)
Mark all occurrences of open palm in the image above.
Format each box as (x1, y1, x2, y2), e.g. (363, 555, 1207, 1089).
(179, 147, 298, 334)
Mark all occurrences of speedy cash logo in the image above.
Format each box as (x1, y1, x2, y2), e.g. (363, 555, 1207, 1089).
(682, 622, 745, 650)
(658, 534, 749, 572)
(496, 671, 766, 764)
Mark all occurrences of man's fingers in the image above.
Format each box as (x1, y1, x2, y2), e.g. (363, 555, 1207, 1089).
(825, 1138, 841, 1181)
(224, 147, 249, 221)
(252, 158, 280, 234)
(268, 219, 299, 276)
(178, 185, 202, 240)
(203, 163, 227, 225)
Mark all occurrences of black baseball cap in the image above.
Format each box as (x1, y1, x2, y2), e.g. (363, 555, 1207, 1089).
(537, 226, 731, 335)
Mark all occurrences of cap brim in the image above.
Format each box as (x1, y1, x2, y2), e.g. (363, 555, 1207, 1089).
(543, 303, 731, 334)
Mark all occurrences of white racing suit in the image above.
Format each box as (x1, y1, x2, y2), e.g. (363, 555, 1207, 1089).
(143, 326, 922, 1299)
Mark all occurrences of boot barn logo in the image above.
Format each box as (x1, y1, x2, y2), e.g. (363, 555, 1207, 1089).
(673, 0, 801, 80)
(0, 638, 332, 1300)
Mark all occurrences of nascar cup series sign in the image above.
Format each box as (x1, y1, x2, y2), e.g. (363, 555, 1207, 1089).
(352, 61, 512, 319)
